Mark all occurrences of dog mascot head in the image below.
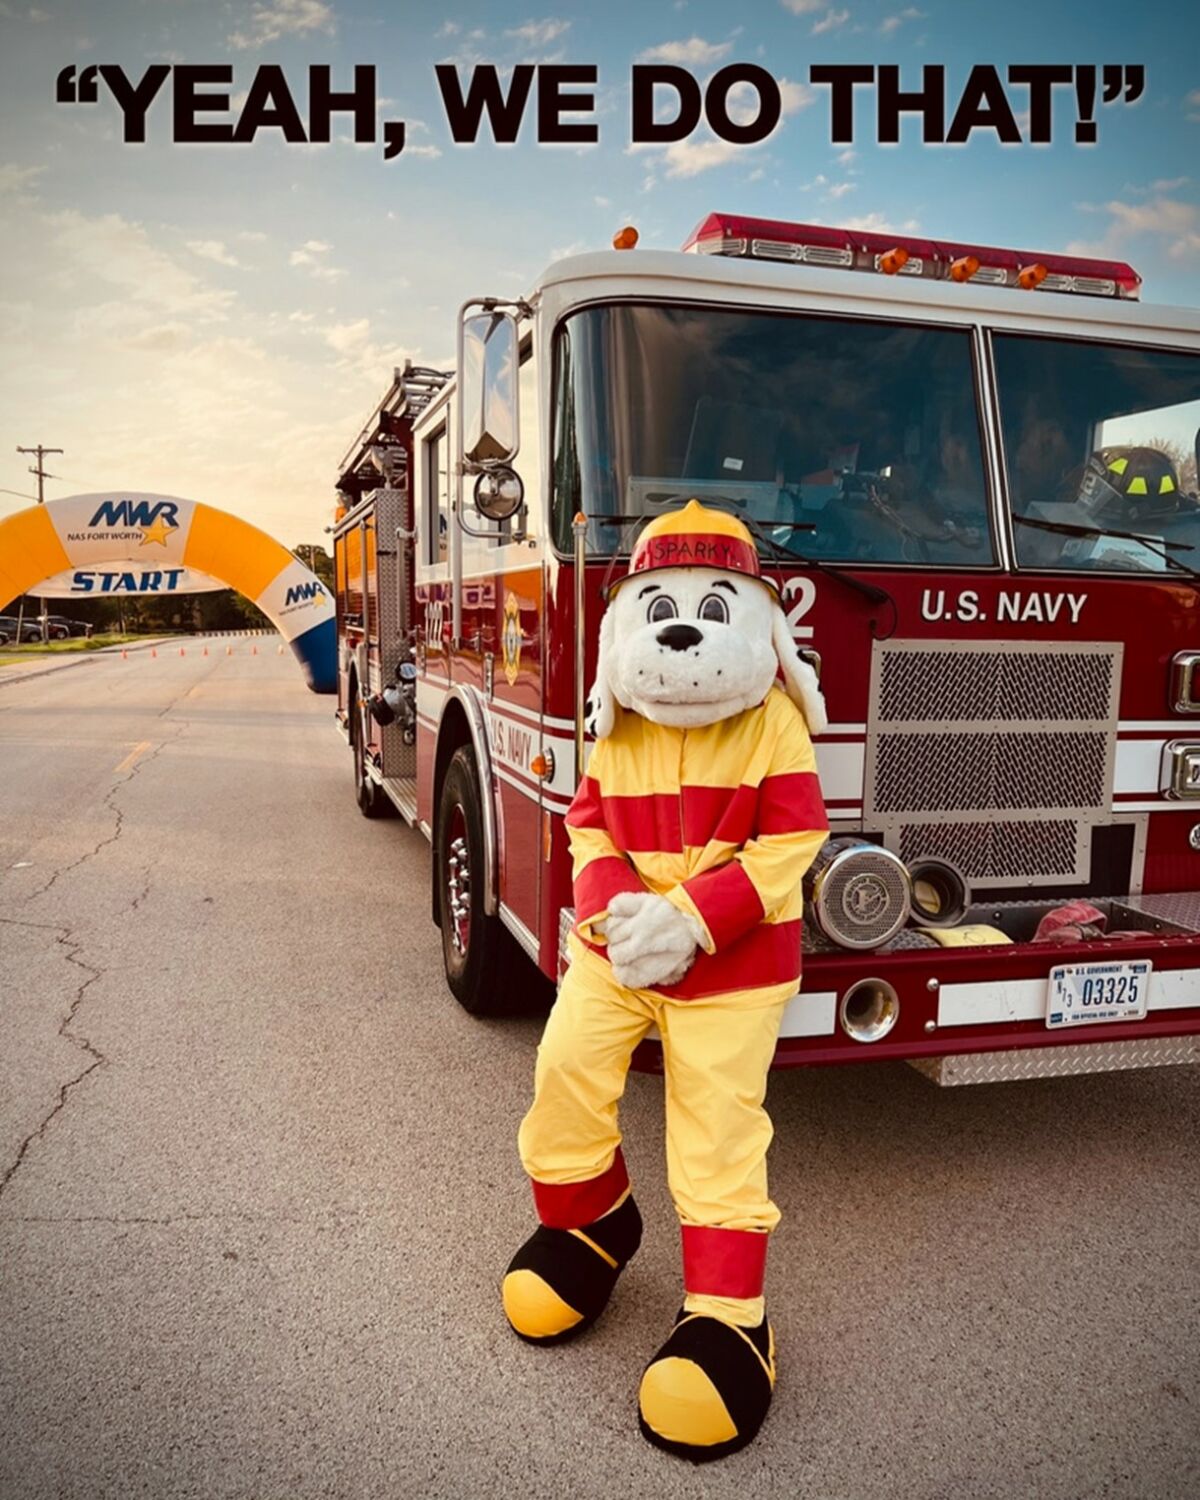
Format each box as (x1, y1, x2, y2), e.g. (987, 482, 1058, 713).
(587, 500, 827, 739)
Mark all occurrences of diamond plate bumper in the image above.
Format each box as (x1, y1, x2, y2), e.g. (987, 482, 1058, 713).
(909, 1034, 1200, 1086)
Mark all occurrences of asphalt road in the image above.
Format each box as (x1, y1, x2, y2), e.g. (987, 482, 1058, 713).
(1, 645, 1197, 1500)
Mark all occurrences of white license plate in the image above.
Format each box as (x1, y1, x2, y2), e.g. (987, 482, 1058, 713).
(1047, 959, 1152, 1029)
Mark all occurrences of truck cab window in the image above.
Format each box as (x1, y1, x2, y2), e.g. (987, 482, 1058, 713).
(424, 423, 449, 566)
(550, 302, 994, 567)
(994, 333, 1200, 573)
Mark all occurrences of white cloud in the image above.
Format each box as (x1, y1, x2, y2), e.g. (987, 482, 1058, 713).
(505, 18, 571, 47)
(46, 210, 235, 322)
(638, 36, 732, 65)
(1186, 88, 1200, 121)
(811, 8, 850, 35)
(723, 75, 814, 129)
(837, 212, 921, 232)
(238, 229, 269, 243)
(0, 162, 45, 195)
(1101, 196, 1200, 259)
(594, 195, 611, 207)
(778, 78, 816, 115)
(405, 143, 443, 159)
(662, 138, 743, 178)
(436, 20, 460, 37)
(880, 7, 925, 34)
(324, 317, 371, 355)
(186, 239, 240, 268)
(825, 181, 856, 199)
(289, 239, 344, 281)
(836, 147, 857, 165)
(780, 0, 825, 12)
(120, 322, 192, 354)
(228, 0, 334, 51)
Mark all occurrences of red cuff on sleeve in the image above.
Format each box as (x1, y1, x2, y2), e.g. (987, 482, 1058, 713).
(682, 860, 764, 951)
(574, 856, 644, 923)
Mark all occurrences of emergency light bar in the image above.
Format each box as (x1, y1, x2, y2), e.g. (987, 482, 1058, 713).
(682, 212, 1141, 300)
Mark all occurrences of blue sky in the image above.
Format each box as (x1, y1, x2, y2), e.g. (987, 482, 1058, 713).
(1, 0, 1197, 542)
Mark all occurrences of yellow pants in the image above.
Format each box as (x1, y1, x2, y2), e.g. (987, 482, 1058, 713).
(518, 944, 789, 1327)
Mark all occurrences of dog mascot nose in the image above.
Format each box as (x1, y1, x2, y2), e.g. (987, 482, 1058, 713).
(656, 622, 703, 651)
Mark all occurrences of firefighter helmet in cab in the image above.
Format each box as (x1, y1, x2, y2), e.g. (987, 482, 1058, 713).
(1078, 446, 1181, 524)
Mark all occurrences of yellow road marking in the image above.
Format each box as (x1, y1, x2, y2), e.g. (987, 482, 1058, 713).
(114, 740, 152, 774)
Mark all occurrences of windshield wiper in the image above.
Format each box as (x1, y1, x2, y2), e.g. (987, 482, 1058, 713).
(1012, 513, 1200, 583)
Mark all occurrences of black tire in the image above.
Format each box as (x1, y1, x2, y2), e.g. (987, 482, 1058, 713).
(350, 691, 386, 819)
(435, 746, 523, 1016)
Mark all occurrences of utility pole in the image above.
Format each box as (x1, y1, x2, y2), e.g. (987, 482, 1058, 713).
(16, 443, 63, 641)
(16, 443, 62, 504)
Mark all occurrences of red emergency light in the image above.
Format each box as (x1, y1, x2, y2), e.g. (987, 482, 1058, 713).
(681, 212, 1142, 300)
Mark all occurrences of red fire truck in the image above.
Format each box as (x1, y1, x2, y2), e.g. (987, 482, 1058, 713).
(333, 212, 1200, 1084)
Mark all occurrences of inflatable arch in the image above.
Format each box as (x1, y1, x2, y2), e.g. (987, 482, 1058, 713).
(0, 493, 336, 692)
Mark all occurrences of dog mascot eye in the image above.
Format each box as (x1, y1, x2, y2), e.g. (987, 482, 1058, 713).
(698, 594, 729, 624)
(647, 594, 678, 624)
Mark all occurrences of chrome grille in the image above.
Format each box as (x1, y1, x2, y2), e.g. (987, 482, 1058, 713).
(874, 732, 1107, 813)
(878, 648, 1115, 724)
(865, 640, 1121, 889)
(898, 819, 1078, 880)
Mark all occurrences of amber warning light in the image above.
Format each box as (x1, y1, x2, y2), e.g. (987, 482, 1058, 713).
(681, 213, 1141, 300)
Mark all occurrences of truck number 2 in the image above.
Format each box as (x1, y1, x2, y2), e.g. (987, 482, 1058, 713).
(783, 577, 816, 641)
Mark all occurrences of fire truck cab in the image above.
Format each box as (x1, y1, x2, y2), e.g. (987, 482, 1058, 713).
(335, 213, 1200, 1084)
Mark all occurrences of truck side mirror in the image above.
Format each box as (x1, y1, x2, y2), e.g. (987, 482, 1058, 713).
(459, 308, 520, 467)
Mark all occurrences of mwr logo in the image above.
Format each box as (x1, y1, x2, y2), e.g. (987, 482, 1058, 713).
(88, 498, 180, 529)
(70, 498, 181, 548)
(284, 581, 327, 607)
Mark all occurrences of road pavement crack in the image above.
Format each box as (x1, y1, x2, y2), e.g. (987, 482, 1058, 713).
(0, 920, 107, 1204)
(23, 723, 184, 905)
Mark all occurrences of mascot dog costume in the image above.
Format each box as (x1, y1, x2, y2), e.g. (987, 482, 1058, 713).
(503, 501, 829, 1460)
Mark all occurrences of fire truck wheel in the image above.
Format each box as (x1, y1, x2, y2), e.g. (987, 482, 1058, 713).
(351, 700, 386, 819)
(436, 746, 513, 1014)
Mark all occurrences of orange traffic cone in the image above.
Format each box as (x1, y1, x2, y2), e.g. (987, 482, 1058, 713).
(226, 644, 233, 656)
(203, 645, 209, 656)
(121, 649, 128, 660)
(151, 647, 157, 658)
(179, 646, 186, 656)
(252, 643, 258, 656)
(277, 643, 284, 655)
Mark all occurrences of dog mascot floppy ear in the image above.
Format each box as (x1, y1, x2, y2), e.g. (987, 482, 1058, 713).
(503, 501, 830, 1460)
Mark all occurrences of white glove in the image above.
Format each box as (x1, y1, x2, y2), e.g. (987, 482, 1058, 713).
(605, 891, 704, 991)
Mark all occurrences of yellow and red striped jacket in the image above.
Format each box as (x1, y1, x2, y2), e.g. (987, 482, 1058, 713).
(566, 686, 829, 1000)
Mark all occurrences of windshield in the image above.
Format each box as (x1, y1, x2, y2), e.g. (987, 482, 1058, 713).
(551, 302, 995, 566)
(994, 333, 1200, 574)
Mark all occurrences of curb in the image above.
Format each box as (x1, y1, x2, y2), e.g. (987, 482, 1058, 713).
(0, 637, 173, 691)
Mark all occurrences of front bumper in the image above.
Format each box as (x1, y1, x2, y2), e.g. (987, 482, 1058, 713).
(629, 893, 1200, 1081)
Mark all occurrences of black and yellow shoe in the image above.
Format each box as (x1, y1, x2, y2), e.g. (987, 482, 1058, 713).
(502, 1194, 643, 1345)
(637, 1310, 776, 1461)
